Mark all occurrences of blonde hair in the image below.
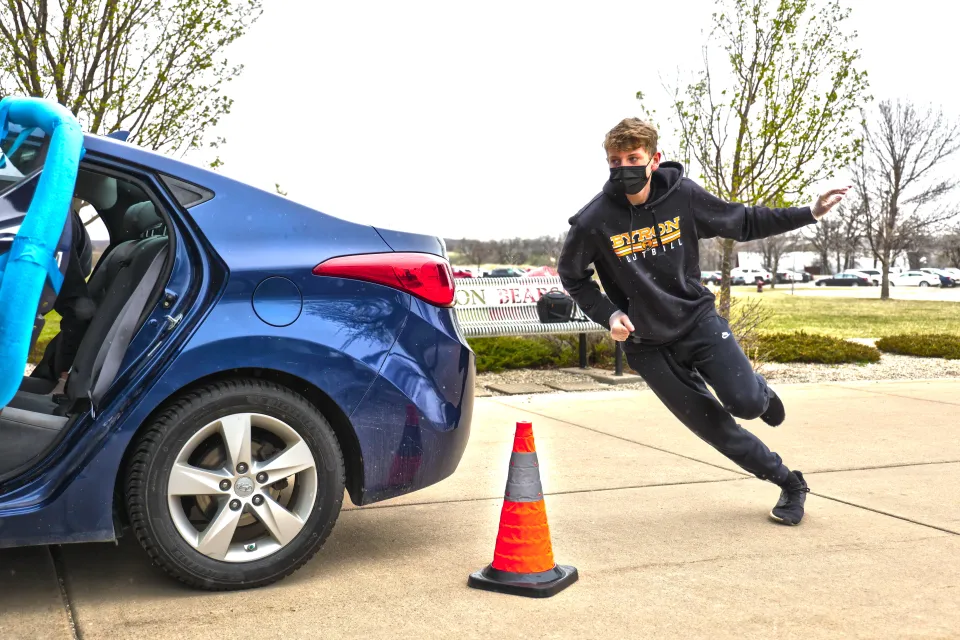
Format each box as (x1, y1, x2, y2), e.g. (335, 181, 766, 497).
(603, 118, 658, 156)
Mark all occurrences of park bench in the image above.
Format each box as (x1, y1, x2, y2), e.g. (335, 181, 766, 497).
(452, 275, 627, 374)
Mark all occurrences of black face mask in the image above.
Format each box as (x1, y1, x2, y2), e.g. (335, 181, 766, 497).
(610, 161, 651, 196)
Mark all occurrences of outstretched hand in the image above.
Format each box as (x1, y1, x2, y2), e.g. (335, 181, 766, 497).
(811, 185, 852, 219)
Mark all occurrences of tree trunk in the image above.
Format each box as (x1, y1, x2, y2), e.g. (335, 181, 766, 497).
(880, 249, 891, 300)
(717, 238, 736, 319)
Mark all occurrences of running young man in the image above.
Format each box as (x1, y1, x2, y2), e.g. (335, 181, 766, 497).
(558, 118, 848, 525)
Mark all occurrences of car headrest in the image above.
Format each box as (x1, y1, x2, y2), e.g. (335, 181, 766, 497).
(123, 201, 163, 236)
(74, 170, 118, 210)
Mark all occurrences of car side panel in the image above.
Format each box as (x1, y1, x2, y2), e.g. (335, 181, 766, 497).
(349, 300, 474, 505)
(183, 185, 390, 273)
(0, 278, 410, 546)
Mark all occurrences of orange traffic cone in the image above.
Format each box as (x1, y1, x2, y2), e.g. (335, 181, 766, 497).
(468, 421, 578, 598)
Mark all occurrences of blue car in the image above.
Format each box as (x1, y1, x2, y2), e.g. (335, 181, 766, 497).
(0, 106, 474, 590)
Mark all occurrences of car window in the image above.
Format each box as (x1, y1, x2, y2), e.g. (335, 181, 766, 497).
(0, 125, 48, 196)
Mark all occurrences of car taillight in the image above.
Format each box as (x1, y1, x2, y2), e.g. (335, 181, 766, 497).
(313, 252, 455, 307)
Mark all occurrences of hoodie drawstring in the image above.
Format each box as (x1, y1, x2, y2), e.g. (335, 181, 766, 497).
(649, 207, 662, 250)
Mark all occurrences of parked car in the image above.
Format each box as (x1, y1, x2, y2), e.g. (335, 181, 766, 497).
(0, 108, 474, 591)
(701, 271, 745, 285)
(839, 270, 879, 285)
(890, 270, 941, 287)
(481, 267, 525, 278)
(841, 269, 881, 285)
(452, 268, 475, 278)
(776, 269, 811, 283)
(919, 268, 958, 288)
(859, 268, 882, 285)
(816, 273, 872, 286)
(731, 267, 772, 284)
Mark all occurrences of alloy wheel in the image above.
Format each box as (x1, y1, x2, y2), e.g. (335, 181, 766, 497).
(166, 412, 318, 563)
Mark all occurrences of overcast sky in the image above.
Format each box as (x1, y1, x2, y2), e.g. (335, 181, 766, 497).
(185, 0, 959, 242)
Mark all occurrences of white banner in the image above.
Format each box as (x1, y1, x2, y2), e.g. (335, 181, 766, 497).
(453, 278, 567, 308)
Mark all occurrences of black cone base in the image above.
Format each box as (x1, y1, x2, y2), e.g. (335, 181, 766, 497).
(467, 563, 578, 598)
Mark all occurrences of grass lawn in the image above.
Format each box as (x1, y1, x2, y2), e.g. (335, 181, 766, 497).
(731, 290, 960, 337)
(29, 311, 61, 364)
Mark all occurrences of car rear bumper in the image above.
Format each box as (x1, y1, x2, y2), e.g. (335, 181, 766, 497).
(349, 300, 475, 505)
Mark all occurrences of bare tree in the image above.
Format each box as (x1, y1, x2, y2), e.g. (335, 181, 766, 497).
(654, 0, 868, 318)
(755, 231, 799, 287)
(837, 202, 862, 271)
(0, 0, 261, 163)
(855, 99, 960, 298)
(451, 233, 571, 269)
(538, 232, 567, 265)
(806, 211, 840, 274)
(698, 238, 724, 271)
(461, 240, 491, 271)
(939, 225, 960, 268)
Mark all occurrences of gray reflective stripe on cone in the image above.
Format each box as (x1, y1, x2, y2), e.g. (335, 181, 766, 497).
(504, 452, 543, 502)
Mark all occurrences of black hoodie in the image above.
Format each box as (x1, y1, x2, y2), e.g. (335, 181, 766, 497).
(558, 161, 817, 347)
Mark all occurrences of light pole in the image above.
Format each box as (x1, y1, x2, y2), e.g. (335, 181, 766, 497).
(789, 245, 800, 296)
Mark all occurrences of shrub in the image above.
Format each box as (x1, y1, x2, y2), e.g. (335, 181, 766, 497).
(470, 336, 572, 373)
(757, 331, 881, 364)
(875, 334, 960, 359)
(470, 328, 883, 373)
(469, 334, 618, 373)
(728, 296, 772, 370)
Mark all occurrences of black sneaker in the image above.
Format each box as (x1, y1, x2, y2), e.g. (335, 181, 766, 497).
(760, 388, 785, 427)
(770, 471, 809, 525)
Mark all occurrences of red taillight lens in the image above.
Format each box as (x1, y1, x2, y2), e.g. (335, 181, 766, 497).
(312, 252, 455, 307)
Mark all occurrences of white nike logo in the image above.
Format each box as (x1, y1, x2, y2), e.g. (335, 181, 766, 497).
(722, 332, 730, 339)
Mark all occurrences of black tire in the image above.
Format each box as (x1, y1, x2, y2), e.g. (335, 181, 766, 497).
(124, 378, 345, 591)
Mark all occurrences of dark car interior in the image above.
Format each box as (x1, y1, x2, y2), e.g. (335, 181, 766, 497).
(0, 158, 173, 480)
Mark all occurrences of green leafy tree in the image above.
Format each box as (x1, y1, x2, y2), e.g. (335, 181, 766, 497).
(0, 0, 262, 166)
(652, 0, 868, 317)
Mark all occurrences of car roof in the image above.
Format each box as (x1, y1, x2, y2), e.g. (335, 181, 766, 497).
(82, 133, 260, 204)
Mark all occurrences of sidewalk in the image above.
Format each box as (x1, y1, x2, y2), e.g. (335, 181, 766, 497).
(2, 380, 958, 639)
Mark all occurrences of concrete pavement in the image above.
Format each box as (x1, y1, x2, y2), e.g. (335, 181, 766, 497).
(2, 380, 959, 638)
(0, 547, 74, 640)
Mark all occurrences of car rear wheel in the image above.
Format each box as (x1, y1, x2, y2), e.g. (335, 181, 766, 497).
(920, 281, 929, 287)
(124, 379, 345, 591)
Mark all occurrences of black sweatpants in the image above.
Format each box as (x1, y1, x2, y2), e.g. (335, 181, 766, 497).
(624, 312, 791, 486)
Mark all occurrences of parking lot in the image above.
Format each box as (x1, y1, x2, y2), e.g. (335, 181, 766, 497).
(2, 379, 958, 639)
(724, 280, 960, 302)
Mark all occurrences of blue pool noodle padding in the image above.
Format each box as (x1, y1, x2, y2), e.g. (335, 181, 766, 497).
(0, 97, 84, 409)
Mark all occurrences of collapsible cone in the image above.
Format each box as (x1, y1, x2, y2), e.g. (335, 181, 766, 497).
(468, 421, 578, 598)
